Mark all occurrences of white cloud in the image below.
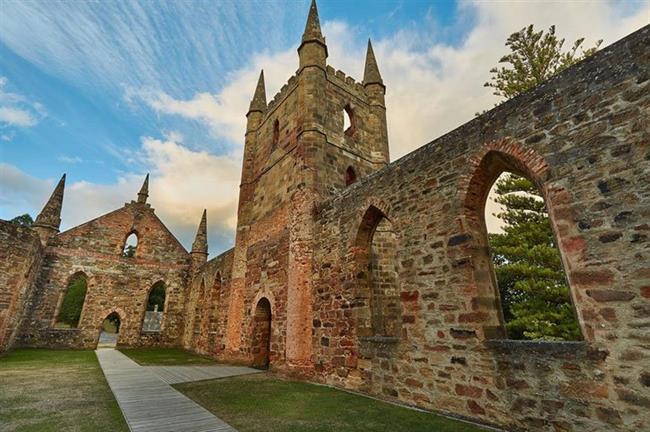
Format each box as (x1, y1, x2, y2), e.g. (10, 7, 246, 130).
(140, 133, 241, 237)
(57, 155, 83, 164)
(1, 132, 16, 141)
(125, 48, 298, 148)
(380, 0, 647, 158)
(0, 107, 37, 127)
(0, 1, 306, 98)
(0, 77, 44, 130)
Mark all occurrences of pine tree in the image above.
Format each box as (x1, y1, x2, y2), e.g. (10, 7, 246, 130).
(10, 214, 34, 227)
(489, 174, 581, 340)
(123, 245, 136, 257)
(485, 25, 602, 100)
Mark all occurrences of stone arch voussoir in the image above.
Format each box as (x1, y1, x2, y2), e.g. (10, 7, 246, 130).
(349, 197, 397, 249)
(459, 138, 551, 215)
(98, 306, 127, 330)
(252, 290, 275, 316)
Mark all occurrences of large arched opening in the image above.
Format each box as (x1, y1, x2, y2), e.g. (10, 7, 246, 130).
(464, 146, 582, 341)
(53, 272, 88, 329)
(251, 297, 272, 369)
(210, 273, 222, 333)
(142, 281, 165, 332)
(353, 205, 400, 338)
(193, 280, 205, 340)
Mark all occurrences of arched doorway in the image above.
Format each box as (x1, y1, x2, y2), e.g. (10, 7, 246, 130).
(251, 298, 271, 369)
(98, 312, 121, 348)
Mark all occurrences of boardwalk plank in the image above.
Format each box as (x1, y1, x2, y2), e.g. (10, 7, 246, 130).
(144, 365, 261, 384)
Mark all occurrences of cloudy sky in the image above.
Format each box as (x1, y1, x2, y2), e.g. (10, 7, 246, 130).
(1, 0, 647, 256)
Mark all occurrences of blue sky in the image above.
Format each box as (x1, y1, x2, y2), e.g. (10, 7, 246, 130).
(1, 0, 647, 255)
(0, 1, 462, 181)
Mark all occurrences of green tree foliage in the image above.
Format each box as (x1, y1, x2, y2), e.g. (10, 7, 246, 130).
(56, 275, 88, 327)
(10, 214, 34, 227)
(489, 173, 582, 341)
(122, 245, 136, 257)
(146, 283, 166, 311)
(485, 25, 602, 100)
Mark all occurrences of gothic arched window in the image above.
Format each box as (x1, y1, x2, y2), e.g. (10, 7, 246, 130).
(345, 166, 357, 186)
(122, 232, 138, 257)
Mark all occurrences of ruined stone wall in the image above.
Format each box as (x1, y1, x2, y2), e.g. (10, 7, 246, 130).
(311, 26, 649, 432)
(184, 248, 233, 356)
(16, 202, 191, 349)
(0, 221, 43, 352)
(5, 12, 642, 432)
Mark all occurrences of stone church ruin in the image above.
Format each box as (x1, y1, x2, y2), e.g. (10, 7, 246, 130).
(1, 2, 648, 431)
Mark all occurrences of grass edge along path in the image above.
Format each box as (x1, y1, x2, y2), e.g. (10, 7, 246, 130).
(176, 373, 492, 432)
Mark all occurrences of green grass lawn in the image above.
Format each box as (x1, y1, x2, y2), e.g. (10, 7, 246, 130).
(119, 347, 216, 365)
(0, 349, 127, 432)
(176, 374, 489, 432)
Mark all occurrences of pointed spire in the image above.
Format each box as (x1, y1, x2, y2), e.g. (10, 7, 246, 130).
(34, 173, 66, 231)
(363, 39, 383, 86)
(297, 0, 327, 67)
(137, 173, 149, 204)
(191, 209, 208, 255)
(248, 70, 267, 114)
(302, 0, 324, 44)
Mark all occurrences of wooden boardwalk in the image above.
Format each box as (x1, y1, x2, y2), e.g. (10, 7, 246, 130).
(96, 349, 254, 432)
(145, 365, 261, 385)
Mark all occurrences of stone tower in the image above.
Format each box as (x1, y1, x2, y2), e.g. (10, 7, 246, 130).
(223, 0, 389, 371)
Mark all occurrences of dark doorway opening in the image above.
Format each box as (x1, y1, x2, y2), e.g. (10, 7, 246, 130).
(98, 312, 121, 348)
(251, 298, 272, 369)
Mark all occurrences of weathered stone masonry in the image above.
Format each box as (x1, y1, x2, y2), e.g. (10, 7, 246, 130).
(308, 24, 650, 431)
(1, 1, 648, 431)
(5, 176, 193, 349)
(0, 221, 43, 352)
